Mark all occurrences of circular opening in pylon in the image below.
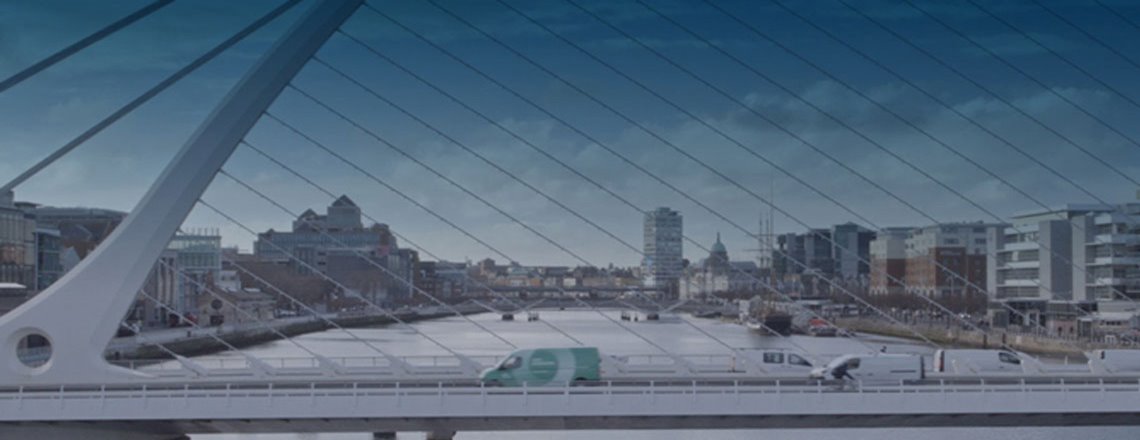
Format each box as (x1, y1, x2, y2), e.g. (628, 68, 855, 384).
(16, 333, 51, 369)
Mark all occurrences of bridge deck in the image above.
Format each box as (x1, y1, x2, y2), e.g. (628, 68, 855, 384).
(2, 379, 1139, 433)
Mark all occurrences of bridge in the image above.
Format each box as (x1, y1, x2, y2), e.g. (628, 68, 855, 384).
(2, 0, 1139, 439)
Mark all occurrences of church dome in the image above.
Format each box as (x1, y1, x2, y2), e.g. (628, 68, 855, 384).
(711, 232, 727, 254)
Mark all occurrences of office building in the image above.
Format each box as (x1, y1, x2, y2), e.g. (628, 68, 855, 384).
(773, 228, 836, 279)
(20, 205, 127, 271)
(831, 222, 875, 280)
(642, 207, 683, 291)
(255, 195, 415, 302)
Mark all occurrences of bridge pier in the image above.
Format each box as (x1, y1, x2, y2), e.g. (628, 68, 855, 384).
(426, 430, 457, 440)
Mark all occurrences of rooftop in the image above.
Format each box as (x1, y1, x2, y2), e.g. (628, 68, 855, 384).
(1011, 204, 1115, 219)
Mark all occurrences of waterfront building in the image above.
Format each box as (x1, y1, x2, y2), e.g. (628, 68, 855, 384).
(33, 228, 62, 291)
(642, 207, 683, 292)
(255, 195, 415, 303)
(680, 234, 764, 300)
(169, 230, 223, 313)
(416, 261, 470, 298)
(904, 223, 997, 298)
(1071, 203, 1140, 301)
(869, 227, 912, 296)
(773, 228, 840, 280)
(0, 204, 35, 290)
(988, 203, 1140, 302)
(832, 223, 875, 280)
(133, 230, 224, 327)
(20, 204, 127, 272)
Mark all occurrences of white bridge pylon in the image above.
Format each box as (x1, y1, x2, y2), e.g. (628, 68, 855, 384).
(0, 0, 363, 386)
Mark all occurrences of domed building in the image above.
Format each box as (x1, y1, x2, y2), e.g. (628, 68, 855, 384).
(680, 233, 764, 300)
(704, 233, 730, 275)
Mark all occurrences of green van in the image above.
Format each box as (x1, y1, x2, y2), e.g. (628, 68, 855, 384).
(480, 347, 601, 387)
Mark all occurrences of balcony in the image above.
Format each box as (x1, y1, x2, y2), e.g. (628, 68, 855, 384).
(996, 261, 1040, 270)
(997, 279, 1040, 288)
(1087, 255, 1140, 266)
(1001, 241, 1038, 252)
(1090, 234, 1140, 246)
(1088, 278, 1140, 288)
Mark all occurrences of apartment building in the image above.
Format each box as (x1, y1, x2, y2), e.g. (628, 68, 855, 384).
(987, 204, 1116, 301)
(907, 223, 995, 297)
(869, 227, 911, 296)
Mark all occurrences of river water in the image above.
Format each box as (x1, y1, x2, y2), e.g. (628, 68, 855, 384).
(193, 311, 1134, 439)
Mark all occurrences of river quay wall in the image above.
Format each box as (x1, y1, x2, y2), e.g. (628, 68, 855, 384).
(835, 317, 1129, 359)
(109, 305, 486, 361)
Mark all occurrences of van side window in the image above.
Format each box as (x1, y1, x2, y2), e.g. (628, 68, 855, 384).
(788, 354, 811, 367)
(763, 352, 785, 364)
(500, 356, 522, 370)
(998, 352, 1021, 365)
(846, 358, 861, 370)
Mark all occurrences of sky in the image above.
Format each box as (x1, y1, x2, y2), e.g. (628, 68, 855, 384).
(2, 0, 1139, 267)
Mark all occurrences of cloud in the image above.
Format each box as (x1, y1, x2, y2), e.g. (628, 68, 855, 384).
(5, 0, 1138, 269)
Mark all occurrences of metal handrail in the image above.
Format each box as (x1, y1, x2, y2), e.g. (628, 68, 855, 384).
(2, 376, 1138, 402)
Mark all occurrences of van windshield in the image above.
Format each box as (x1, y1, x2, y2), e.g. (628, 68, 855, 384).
(827, 356, 855, 370)
(499, 356, 522, 370)
(788, 354, 811, 367)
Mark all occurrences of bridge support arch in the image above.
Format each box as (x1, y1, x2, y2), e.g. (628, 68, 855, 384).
(0, 0, 361, 385)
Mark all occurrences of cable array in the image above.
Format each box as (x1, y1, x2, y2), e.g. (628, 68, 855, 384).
(4, 0, 1136, 377)
(345, 5, 935, 349)
(361, 0, 986, 341)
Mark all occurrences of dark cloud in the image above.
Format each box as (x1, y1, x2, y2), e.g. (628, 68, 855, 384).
(3, 0, 1138, 266)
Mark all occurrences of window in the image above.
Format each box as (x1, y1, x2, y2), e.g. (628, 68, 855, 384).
(846, 358, 861, 370)
(499, 356, 522, 370)
(763, 352, 785, 364)
(998, 352, 1021, 365)
(788, 354, 811, 367)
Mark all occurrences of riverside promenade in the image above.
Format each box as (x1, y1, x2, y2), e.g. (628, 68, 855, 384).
(836, 316, 1137, 359)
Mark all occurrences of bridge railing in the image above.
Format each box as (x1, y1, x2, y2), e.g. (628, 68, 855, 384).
(2, 376, 1140, 408)
(110, 354, 508, 375)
